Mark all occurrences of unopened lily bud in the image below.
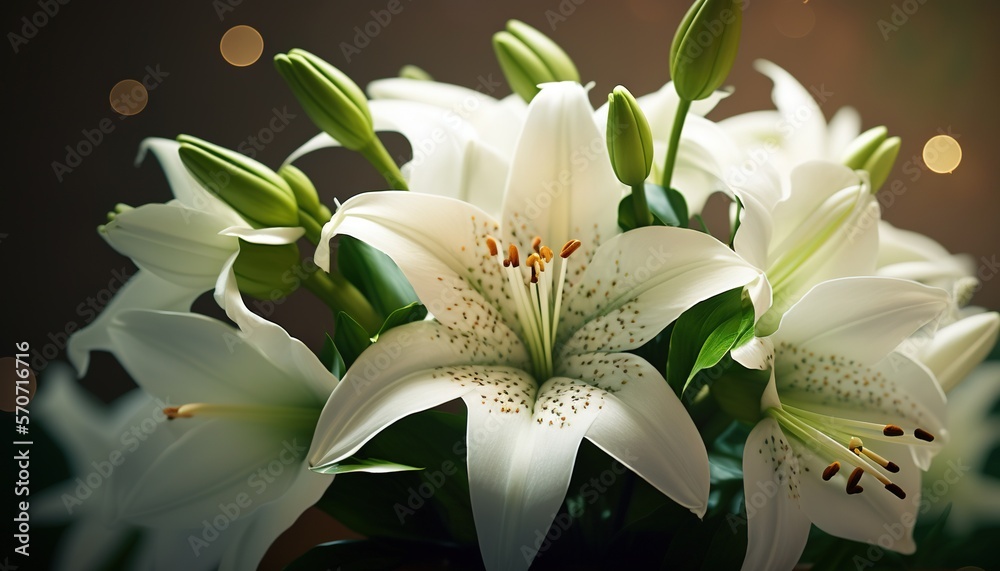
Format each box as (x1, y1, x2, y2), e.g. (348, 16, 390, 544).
(177, 135, 298, 228)
(279, 164, 331, 223)
(670, 0, 742, 101)
(607, 86, 654, 186)
(233, 241, 302, 300)
(399, 64, 433, 81)
(274, 49, 374, 151)
(862, 136, 901, 194)
(493, 19, 580, 103)
(840, 126, 889, 170)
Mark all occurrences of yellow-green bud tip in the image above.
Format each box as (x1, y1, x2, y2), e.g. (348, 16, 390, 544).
(493, 19, 579, 103)
(863, 136, 901, 194)
(670, 0, 743, 101)
(840, 125, 889, 170)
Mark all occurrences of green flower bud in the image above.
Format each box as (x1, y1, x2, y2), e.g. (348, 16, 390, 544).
(274, 49, 374, 151)
(863, 136, 901, 194)
(493, 19, 580, 103)
(670, 0, 743, 101)
(177, 135, 298, 228)
(839, 126, 888, 170)
(279, 164, 331, 223)
(233, 241, 302, 300)
(606, 86, 654, 186)
(399, 64, 433, 81)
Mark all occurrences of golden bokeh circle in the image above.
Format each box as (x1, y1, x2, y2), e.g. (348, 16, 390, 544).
(774, 0, 816, 39)
(221, 25, 264, 67)
(109, 79, 148, 116)
(923, 135, 962, 174)
(0, 357, 36, 413)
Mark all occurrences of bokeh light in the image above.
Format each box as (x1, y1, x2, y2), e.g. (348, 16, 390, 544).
(109, 79, 148, 116)
(221, 25, 264, 67)
(923, 135, 962, 174)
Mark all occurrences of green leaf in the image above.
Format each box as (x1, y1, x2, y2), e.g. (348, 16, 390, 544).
(618, 183, 690, 231)
(666, 287, 755, 397)
(375, 301, 427, 340)
(312, 456, 422, 475)
(337, 235, 419, 319)
(319, 332, 346, 378)
(334, 311, 372, 371)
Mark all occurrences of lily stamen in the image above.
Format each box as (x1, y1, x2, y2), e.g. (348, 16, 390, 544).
(163, 403, 319, 423)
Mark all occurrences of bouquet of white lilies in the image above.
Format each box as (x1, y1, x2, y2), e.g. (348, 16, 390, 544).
(32, 1, 1000, 570)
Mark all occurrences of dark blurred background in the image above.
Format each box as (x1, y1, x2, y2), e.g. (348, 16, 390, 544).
(3, 0, 999, 568)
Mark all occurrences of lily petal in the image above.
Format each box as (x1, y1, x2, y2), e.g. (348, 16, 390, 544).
(558, 226, 762, 353)
(137, 138, 244, 224)
(316, 191, 523, 336)
(68, 270, 198, 376)
(741, 418, 811, 571)
(501, 82, 623, 268)
(559, 352, 710, 516)
(921, 311, 1000, 392)
(101, 203, 237, 289)
(466, 376, 597, 571)
(773, 277, 950, 367)
(308, 322, 530, 467)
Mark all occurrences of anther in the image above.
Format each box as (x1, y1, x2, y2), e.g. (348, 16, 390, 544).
(526, 253, 540, 269)
(508, 245, 520, 267)
(848, 436, 864, 454)
(531, 236, 542, 253)
(486, 236, 499, 257)
(883, 424, 904, 437)
(560, 239, 582, 258)
(539, 246, 554, 263)
(884, 483, 906, 499)
(914, 428, 935, 442)
(822, 461, 841, 481)
(163, 406, 190, 420)
(846, 467, 864, 494)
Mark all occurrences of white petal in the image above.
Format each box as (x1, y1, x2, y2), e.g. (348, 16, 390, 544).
(107, 309, 322, 407)
(731, 165, 784, 271)
(219, 224, 304, 244)
(136, 138, 245, 224)
(922, 312, 1000, 392)
(68, 270, 199, 376)
(102, 203, 237, 288)
(558, 226, 762, 353)
(465, 375, 595, 571)
(501, 82, 623, 265)
(741, 418, 811, 571)
(774, 277, 950, 367)
(826, 106, 862, 158)
(219, 468, 333, 571)
(754, 60, 827, 160)
(50, 520, 132, 571)
(797, 440, 919, 554)
(368, 77, 499, 115)
(732, 336, 775, 371)
(559, 352, 710, 516)
(308, 321, 529, 467)
(316, 191, 524, 336)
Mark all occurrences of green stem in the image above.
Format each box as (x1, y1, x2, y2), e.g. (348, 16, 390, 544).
(359, 137, 409, 190)
(630, 183, 653, 228)
(303, 268, 382, 334)
(661, 98, 692, 191)
(298, 211, 324, 246)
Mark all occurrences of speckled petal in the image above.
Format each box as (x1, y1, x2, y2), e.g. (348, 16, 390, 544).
(558, 226, 761, 354)
(308, 321, 530, 468)
(316, 191, 523, 337)
(467, 376, 598, 571)
(741, 418, 811, 571)
(559, 352, 710, 516)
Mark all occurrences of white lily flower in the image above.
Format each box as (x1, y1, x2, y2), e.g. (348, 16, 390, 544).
(719, 60, 861, 191)
(918, 311, 999, 392)
(96, 303, 337, 571)
(34, 364, 217, 571)
(68, 138, 304, 375)
(308, 81, 765, 571)
(731, 160, 879, 337)
(741, 277, 950, 570)
(923, 361, 1000, 535)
